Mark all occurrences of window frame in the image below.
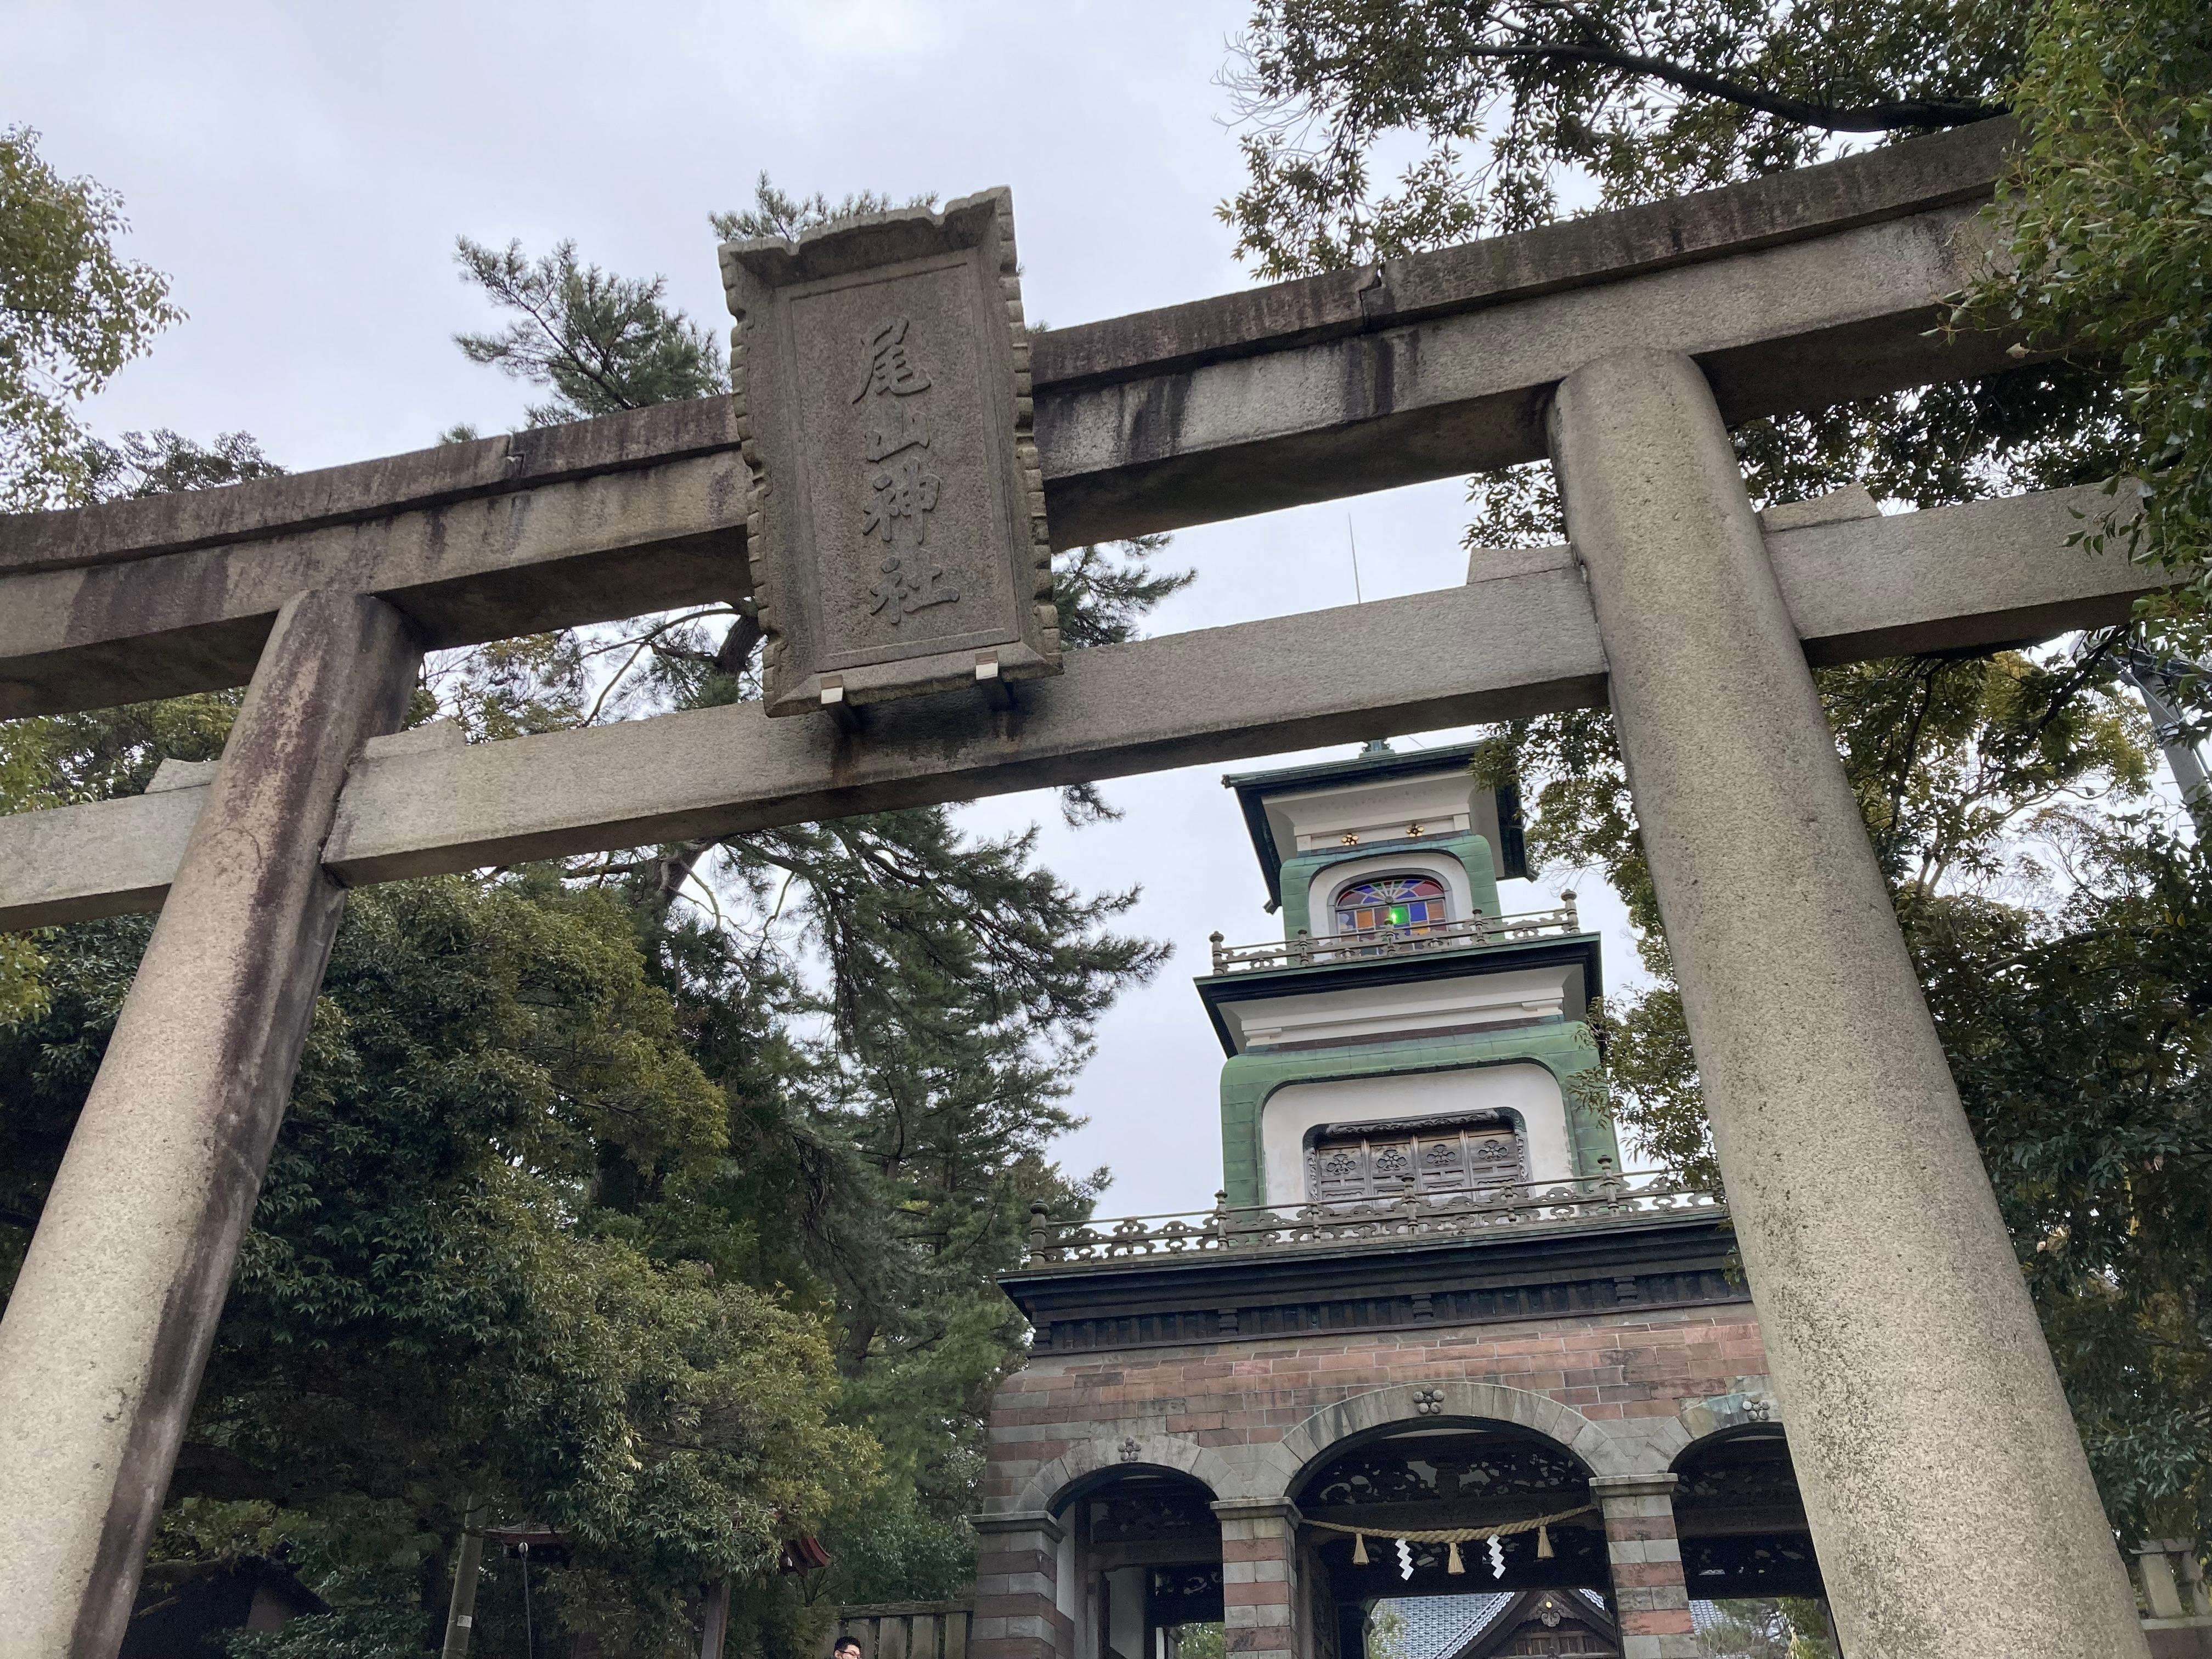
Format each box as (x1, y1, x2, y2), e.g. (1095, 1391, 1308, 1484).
(1329, 872, 1452, 937)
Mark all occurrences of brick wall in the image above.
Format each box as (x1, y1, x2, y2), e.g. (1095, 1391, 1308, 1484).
(987, 1303, 1770, 1510)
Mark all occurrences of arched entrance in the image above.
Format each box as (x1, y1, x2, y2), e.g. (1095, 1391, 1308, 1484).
(1053, 1466, 1225, 1659)
(1671, 1426, 1842, 1654)
(1290, 1421, 1617, 1659)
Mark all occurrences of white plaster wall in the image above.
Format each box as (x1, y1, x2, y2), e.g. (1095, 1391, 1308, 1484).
(1219, 966, 1578, 1052)
(1259, 1063, 1572, 1205)
(1265, 774, 1500, 856)
(1305, 850, 1472, 931)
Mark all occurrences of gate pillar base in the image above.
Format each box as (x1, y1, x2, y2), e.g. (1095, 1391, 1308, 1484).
(1589, 1475, 1695, 1659)
(973, 1511, 1070, 1659)
(1213, 1498, 1301, 1659)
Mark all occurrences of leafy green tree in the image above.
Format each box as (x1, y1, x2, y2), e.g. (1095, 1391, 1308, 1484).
(1962, 0, 2212, 578)
(1220, 0, 2015, 274)
(0, 540, 874, 1649)
(81, 425, 281, 499)
(4, 874, 872, 1649)
(1691, 1598, 1836, 1658)
(1218, 0, 2212, 1547)
(0, 125, 182, 511)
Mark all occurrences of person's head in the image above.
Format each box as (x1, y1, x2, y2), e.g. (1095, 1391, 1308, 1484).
(833, 1639, 862, 1659)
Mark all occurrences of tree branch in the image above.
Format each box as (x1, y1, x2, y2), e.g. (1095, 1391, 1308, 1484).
(1465, 40, 2006, 131)
(715, 611, 764, 679)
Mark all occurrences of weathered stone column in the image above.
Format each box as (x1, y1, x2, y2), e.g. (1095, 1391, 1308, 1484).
(0, 591, 419, 1658)
(1547, 347, 2147, 1659)
(1590, 1474, 1696, 1659)
(972, 1511, 1069, 1659)
(1214, 1498, 1299, 1659)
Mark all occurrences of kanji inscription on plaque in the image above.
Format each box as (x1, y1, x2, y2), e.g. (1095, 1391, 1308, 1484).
(720, 188, 1059, 719)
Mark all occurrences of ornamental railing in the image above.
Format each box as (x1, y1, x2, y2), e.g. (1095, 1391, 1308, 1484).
(1019, 1170, 1722, 1267)
(1207, 896, 1582, 975)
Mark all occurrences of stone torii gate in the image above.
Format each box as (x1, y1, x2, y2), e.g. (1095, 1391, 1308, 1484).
(0, 122, 2159, 1659)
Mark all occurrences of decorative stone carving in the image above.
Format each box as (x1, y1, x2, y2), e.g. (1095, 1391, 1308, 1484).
(720, 189, 1059, 719)
(1679, 1376, 1784, 1439)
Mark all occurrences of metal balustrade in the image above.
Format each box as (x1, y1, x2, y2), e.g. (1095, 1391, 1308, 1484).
(1206, 896, 1582, 975)
(1019, 1171, 1723, 1268)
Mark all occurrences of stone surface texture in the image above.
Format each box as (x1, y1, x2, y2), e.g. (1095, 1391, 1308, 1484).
(979, 1307, 1770, 1659)
(1215, 1499, 1300, 1659)
(972, 1513, 1071, 1659)
(0, 483, 2152, 933)
(722, 188, 1057, 715)
(1547, 347, 2147, 1659)
(0, 450, 744, 718)
(1030, 121, 2008, 394)
(0, 591, 420, 1658)
(984, 1307, 1767, 1518)
(1036, 202, 2007, 545)
(1590, 1475, 1697, 1659)
(0, 394, 745, 578)
(0, 123, 2022, 722)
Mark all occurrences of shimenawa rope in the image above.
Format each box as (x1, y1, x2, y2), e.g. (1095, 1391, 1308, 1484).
(1308, 1503, 1597, 1574)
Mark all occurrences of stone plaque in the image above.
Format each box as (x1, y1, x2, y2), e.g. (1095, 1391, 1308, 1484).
(720, 188, 1058, 719)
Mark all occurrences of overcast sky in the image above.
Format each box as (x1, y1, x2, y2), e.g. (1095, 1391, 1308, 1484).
(4, 0, 1646, 1216)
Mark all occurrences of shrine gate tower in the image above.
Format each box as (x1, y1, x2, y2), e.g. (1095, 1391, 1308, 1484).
(977, 743, 1829, 1659)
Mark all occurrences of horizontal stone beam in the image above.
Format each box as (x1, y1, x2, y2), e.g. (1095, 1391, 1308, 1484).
(0, 452, 746, 718)
(0, 126, 2013, 718)
(0, 484, 2149, 933)
(0, 125, 2005, 579)
(1041, 204, 2006, 545)
(0, 397, 747, 579)
(1036, 120, 2014, 544)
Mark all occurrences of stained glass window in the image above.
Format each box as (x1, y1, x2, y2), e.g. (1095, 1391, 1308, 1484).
(1334, 875, 1448, 935)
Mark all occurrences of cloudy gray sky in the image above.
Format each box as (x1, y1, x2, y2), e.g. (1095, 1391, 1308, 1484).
(4, 0, 1645, 1215)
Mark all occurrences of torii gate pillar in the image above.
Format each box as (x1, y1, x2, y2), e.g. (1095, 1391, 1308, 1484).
(1548, 348, 2147, 1659)
(0, 591, 420, 1656)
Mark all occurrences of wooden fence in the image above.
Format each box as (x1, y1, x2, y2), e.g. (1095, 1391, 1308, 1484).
(835, 1601, 974, 1659)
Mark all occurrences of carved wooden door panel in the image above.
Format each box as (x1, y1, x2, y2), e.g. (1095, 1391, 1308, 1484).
(1302, 1118, 1527, 1202)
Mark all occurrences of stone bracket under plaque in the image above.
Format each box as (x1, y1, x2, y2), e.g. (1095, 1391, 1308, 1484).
(721, 188, 1059, 720)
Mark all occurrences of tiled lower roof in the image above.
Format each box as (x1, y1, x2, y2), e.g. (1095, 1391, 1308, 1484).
(1370, 1588, 1618, 1659)
(1370, 1594, 1511, 1659)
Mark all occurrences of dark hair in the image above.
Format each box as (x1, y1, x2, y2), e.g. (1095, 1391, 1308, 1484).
(833, 1641, 862, 1655)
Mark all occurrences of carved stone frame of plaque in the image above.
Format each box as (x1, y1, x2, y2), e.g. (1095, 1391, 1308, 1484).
(720, 188, 1059, 719)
